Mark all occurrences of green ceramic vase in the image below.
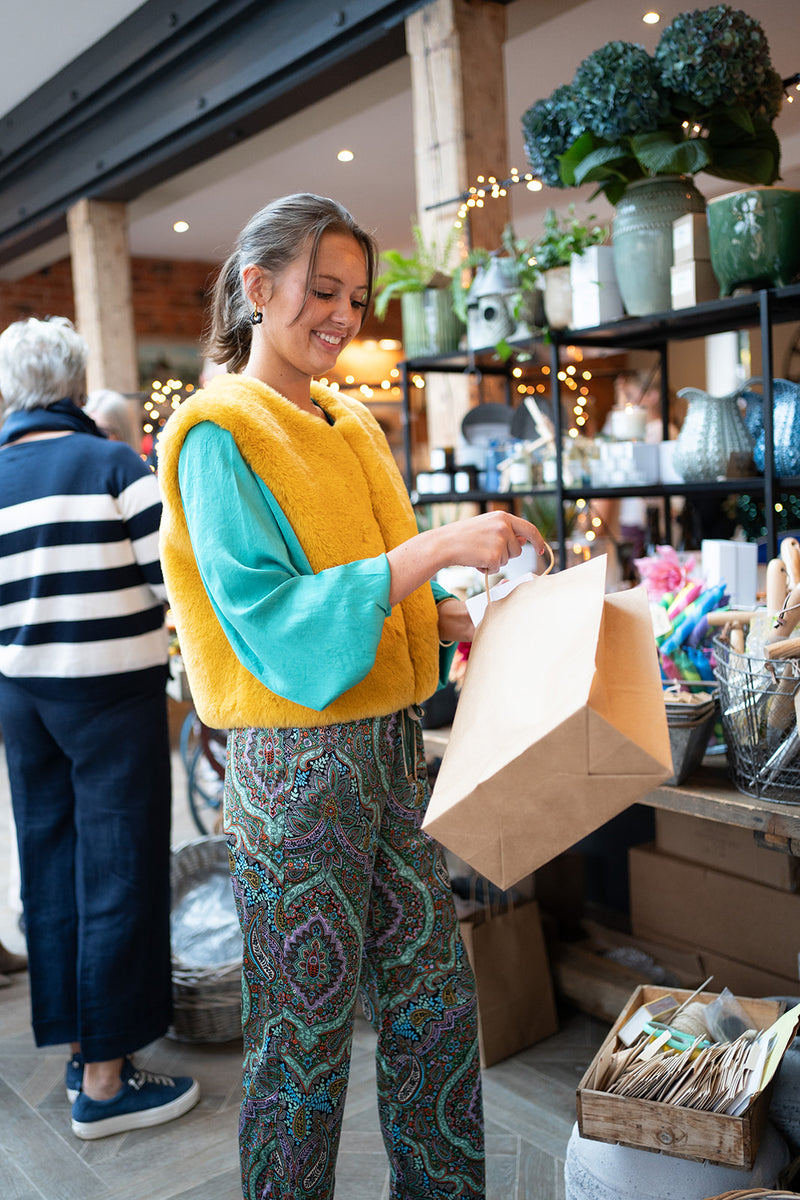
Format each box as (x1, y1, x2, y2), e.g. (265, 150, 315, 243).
(401, 288, 464, 358)
(707, 187, 800, 296)
(612, 175, 706, 316)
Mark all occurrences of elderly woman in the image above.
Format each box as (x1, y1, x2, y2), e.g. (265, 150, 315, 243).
(0, 317, 198, 1139)
(85, 387, 142, 452)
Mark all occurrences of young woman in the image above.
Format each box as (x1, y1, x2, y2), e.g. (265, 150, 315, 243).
(158, 193, 544, 1200)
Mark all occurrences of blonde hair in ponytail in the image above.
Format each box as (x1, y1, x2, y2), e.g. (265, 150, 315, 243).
(205, 193, 377, 374)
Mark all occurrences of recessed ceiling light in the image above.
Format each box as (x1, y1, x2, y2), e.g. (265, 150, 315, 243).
(173, 220, 189, 233)
(642, 11, 660, 23)
(337, 149, 354, 162)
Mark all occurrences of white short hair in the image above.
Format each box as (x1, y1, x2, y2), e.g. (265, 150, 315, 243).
(0, 316, 88, 412)
(86, 388, 141, 451)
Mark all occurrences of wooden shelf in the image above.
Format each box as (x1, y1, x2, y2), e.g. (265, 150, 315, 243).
(423, 728, 800, 850)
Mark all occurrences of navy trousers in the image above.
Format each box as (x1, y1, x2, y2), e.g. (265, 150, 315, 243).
(0, 678, 173, 1061)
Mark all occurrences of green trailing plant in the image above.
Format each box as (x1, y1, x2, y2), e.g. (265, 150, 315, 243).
(521, 4, 783, 206)
(451, 225, 539, 324)
(373, 222, 461, 320)
(450, 224, 543, 361)
(529, 207, 608, 273)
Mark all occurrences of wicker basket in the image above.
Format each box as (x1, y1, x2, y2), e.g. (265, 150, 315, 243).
(168, 834, 242, 1043)
(713, 635, 800, 804)
(703, 1192, 800, 1199)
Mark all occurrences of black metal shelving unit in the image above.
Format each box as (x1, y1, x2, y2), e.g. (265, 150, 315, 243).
(402, 283, 800, 567)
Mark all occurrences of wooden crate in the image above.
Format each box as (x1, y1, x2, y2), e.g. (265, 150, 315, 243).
(576, 984, 784, 1168)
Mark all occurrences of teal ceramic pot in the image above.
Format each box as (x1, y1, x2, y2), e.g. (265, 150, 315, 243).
(401, 288, 464, 358)
(707, 187, 800, 296)
(612, 176, 706, 316)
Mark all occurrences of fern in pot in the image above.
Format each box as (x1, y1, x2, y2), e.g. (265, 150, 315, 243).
(374, 223, 464, 358)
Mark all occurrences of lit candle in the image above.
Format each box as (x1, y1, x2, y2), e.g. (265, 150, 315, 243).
(611, 404, 648, 441)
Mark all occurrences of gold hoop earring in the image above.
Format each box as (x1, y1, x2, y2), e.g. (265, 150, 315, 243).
(250, 303, 262, 326)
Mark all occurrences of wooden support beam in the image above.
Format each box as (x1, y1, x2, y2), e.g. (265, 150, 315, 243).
(406, 0, 511, 455)
(406, 0, 510, 249)
(66, 199, 138, 394)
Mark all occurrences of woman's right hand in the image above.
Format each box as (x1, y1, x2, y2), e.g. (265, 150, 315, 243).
(432, 510, 545, 574)
(387, 511, 546, 607)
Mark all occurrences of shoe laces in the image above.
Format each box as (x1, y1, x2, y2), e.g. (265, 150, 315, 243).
(127, 1067, 174, 1091)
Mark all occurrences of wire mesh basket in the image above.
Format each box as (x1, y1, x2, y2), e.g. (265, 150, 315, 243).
(713, 634, 800, 805)
(168, 834, 242, 1043)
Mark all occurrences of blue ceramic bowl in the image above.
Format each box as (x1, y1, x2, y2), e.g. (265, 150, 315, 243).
(707, 187, 800, 296)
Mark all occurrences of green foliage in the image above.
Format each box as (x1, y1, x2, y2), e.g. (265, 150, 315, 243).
(451, 224, 540, 326)
(521, 494, 579, 541)
(529, 207, 608, 273)
(373, 223, 461, 320)
(521, 86, 579, 190)
(522, 4, 782, 205)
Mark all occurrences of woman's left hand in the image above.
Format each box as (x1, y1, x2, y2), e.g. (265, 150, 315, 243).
(436, 598, 475, 645)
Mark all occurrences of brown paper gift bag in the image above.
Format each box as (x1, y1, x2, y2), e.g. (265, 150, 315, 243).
(423, 554, 672, 890)
(460, 897, 558, 1067)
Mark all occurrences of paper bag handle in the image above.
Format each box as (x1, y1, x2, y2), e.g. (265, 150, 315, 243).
(484, 539, 554, 602)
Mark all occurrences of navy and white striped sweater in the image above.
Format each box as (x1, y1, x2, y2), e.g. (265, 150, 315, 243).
(0, 421, 168, 700)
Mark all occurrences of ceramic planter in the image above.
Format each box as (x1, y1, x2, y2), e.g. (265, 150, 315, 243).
(612, 176, 706, 316)
(542, 265, 573, 329)
(570, 245, 623, 327)
(707, 187, 800, 296)
(401, 288, 464, 358)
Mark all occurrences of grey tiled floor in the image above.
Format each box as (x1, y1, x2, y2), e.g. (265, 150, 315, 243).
(0, 732, 608, 1199)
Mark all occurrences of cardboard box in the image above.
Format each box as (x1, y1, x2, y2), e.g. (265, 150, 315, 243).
(629, 844, 800, 981)
(701, 538, 759, 608)
(655, 809, 800, 892)
(670, 258, 719, 308)
(693, 947, 797, 1001)
(672, 211, 710, 264)
(552, 923, 704, 1023)
(570, 246, 624, 327)
(577, 984, 784, 1167)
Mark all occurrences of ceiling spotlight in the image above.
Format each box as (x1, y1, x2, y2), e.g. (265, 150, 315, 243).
(337, 149, 354, 162)
(173, 220, 189, 233)
(642, 11, 660, 23)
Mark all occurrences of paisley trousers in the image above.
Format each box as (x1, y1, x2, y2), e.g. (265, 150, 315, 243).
(224, 709, 485, 1200)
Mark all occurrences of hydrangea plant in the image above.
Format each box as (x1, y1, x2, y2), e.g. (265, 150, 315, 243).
(522, 4, 782, 206)
(521, 86, 580, 189)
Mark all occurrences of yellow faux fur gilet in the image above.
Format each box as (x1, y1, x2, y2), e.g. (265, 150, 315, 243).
(158, 373, 439, 729)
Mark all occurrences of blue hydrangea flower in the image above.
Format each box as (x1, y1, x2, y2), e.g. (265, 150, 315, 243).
(571, 42, 670, 143)
(656, 4, 780, 118)
(521, 85, 580, 188)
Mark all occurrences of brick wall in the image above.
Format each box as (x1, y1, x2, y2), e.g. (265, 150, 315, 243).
(0, 255, 400, 348)
(0, 256, 219, 344)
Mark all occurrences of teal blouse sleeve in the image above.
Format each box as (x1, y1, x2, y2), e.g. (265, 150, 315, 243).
(178, 421, 393, 711)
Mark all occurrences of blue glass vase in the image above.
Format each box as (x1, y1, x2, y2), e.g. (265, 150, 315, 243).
(739, 377, 800, 477)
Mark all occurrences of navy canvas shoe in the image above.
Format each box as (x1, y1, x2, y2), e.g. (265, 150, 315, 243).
(65, 1053, 84, 1102)
(71, 1066, 200, 1139)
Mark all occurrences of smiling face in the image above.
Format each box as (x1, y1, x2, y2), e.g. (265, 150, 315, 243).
(244, 230, 369, 404)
